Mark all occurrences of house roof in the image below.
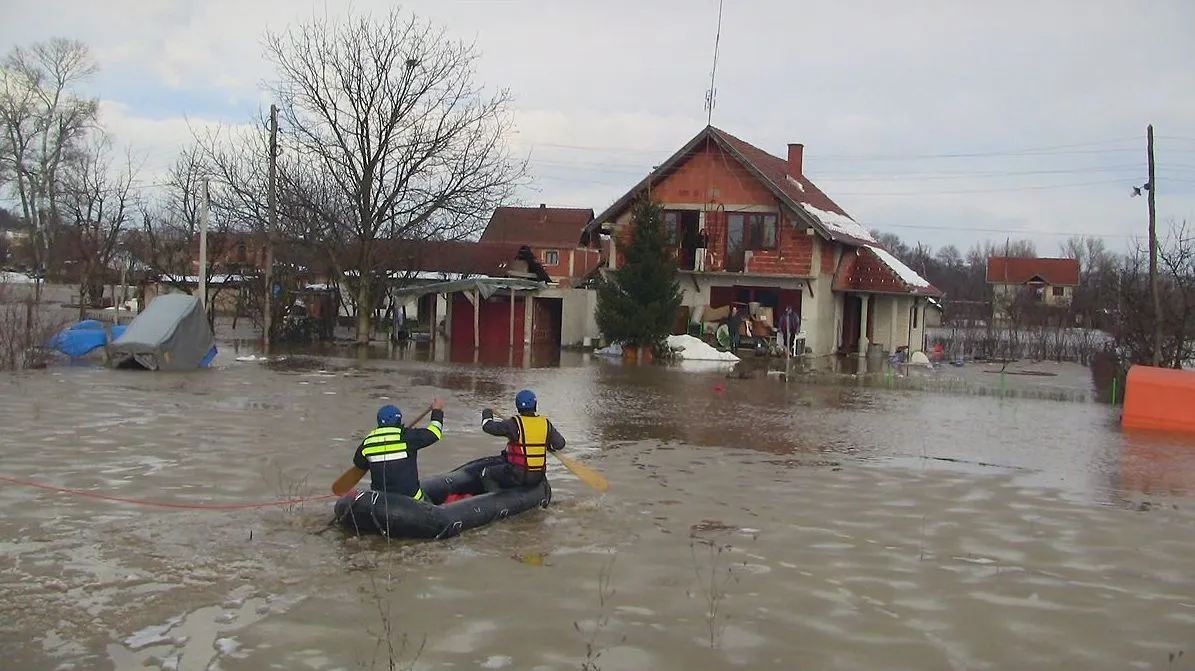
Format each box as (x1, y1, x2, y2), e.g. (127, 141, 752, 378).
(985, 257, 1080, 286)
(369, 239, 553, 283)
(480, 205, 595, 248)
(586, 125, 877, 247)
(834, 246, 944, 298)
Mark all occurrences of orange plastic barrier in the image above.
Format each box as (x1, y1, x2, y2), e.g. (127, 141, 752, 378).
(1121, 364, 1195, 433)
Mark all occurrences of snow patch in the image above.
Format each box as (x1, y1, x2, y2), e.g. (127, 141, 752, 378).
(801, 203, 877, 243)
(867, 245, 932, 288)
(665, 334, 740, 362)
(785, 175, 806, 192)
(0, 271, 34, 284)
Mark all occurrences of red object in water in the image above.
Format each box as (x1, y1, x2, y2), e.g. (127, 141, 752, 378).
(444, 493, 474, 503)
(712, 384, 725, 393)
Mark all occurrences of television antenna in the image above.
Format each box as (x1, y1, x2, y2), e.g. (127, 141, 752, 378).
(704, 0, 725, 126)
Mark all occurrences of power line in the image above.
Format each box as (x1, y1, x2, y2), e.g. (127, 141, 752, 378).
(511, 135, 1195, 160)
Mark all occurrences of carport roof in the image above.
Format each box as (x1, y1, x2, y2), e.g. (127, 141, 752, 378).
(390, 276, 546, 299)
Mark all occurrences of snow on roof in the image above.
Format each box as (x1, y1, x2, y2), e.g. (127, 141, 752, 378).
(803, 203, 877, 245)
(866, 245, 931, 289)
(785, 175, 806, 193)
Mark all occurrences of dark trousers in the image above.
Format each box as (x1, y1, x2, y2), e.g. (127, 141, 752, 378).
(480, 462, 545, 492)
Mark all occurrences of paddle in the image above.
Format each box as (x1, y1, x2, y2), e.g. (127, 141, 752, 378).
(330, 405, 434, 496)
(550, 450, 609, 493)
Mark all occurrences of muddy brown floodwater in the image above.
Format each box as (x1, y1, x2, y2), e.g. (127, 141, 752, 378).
(3, 345, 1195, 671)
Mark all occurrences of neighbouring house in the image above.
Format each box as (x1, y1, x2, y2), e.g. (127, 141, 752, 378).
(985, 256, 1080, 324)
(925, 298, 945, 327)
(190, 232, 269, 275)
(478, 204, 603, 287)
(582, 125, 943, 358)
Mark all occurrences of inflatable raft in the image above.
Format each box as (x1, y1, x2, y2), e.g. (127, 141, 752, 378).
(332, 455, 552, 540)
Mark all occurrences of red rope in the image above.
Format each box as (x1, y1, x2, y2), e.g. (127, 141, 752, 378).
(0, 475, 339, 510)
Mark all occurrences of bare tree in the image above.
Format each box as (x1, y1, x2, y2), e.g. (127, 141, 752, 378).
(59, 130, 139, 319)
(262, 7, 528, 343)
(1111, 220, 1195, 369)
(0, 38, 100, 300)
(135, 142, 246, 328)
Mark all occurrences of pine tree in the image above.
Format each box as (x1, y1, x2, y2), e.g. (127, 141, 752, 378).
(594, 194, 684, 349)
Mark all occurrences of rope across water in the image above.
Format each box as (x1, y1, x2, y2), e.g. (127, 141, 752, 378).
(0, 475, 339, 510)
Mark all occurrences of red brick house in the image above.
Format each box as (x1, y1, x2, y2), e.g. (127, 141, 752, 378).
(478, 204, 602, 287)
(585, 125, 943, 357)
(986, 256, 1080, 322)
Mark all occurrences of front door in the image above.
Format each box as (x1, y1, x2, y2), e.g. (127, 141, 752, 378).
(725, 215, 745, 273)
(841, 294, 862, 354)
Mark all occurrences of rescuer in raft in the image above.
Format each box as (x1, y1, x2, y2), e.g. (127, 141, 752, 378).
(479, 389, 566, 491)
(351, 398, 446, 500)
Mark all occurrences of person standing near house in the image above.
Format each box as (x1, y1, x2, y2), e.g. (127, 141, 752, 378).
(478, 389, 567, 492)
(726, 306, 743, 352)
(778, 306, 801, 355)
(694, 229, 709, 272)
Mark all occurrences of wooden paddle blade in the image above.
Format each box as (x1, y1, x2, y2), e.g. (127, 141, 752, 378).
(331, 466, 367, 495)
(551, 451, 609, 493)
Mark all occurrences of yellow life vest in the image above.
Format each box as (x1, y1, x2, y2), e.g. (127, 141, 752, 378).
(506, 415, 549, 472)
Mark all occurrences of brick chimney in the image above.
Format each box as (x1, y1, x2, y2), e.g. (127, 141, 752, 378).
(786, 143, 804, 179)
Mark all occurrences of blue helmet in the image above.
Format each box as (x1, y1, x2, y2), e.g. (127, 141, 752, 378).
(514, 389, 537, 413)
(377, 404, 402, 427)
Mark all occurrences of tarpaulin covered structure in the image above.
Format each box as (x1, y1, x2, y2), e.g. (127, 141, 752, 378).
(107, 294, 217, 371)
(47, 320, 128, 359)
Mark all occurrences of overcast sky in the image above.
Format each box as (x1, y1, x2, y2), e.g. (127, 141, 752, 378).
(4, 0, 1194, 257)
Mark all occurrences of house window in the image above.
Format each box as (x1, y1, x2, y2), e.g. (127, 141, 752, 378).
(543, 249, 560, 266)
(727, 213, 778, 251)
(1052, 286, 1065, 297)
(661, 210, 701, 246)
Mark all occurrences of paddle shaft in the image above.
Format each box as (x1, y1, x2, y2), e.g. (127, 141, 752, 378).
(330, 405, 435, 495)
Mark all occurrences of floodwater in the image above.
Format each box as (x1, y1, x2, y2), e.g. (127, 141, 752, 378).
(3, 343, 1195, 671)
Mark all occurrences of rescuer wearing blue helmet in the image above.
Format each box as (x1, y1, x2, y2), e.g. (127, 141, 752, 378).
(478, 389, 567, 491)
(350, 397, 446, 500)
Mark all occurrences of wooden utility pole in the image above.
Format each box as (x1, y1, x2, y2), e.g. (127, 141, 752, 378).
(264, 104, 278, 356)
(1147, 124, 1162, 367)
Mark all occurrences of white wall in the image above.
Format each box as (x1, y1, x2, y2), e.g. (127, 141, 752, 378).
(554, 288, 601, 347)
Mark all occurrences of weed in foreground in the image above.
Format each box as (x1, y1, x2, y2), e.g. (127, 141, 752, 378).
(362, 572, 427, 671)
(573, 552, 626, 670)
(687, 538, 741, 650)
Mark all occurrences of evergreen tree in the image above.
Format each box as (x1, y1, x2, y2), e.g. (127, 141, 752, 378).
(594, 194, 684, 349)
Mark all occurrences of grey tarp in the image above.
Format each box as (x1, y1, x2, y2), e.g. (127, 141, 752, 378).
(107, 293, 217, 371)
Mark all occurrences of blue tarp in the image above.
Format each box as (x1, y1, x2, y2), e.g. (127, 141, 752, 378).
(47, 320, 128, 359)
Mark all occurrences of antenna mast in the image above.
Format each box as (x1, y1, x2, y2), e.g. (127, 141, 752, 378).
(704, 0, 725, 126)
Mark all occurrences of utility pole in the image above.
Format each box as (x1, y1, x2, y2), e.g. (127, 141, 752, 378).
(1147, 124, 1162, 367)
(199, 178, 210, 317)
(264, 104, 278, 356)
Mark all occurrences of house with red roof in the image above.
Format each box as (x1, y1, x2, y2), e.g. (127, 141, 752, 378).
(985, 256, 1080, 323)
(584, 125, 943, 358)
(478, 204, 602, 287)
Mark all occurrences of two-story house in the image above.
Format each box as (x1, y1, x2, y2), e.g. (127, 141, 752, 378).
(985, 256, 1080, 323)
(583, 125, 943, 358)
(478, 205, 602, 287)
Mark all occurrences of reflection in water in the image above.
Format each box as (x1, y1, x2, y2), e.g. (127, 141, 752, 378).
(1117, 428, 1195, 497)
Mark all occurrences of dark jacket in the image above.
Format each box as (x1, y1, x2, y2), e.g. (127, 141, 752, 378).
(352, 409, 445, 496)
(481, 409, 566, 453)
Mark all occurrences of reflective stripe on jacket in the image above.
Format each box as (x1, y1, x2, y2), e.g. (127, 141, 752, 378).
(360, 426, 424, 500)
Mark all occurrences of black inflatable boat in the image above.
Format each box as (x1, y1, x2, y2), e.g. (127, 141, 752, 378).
(332, 455, 552, 540)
